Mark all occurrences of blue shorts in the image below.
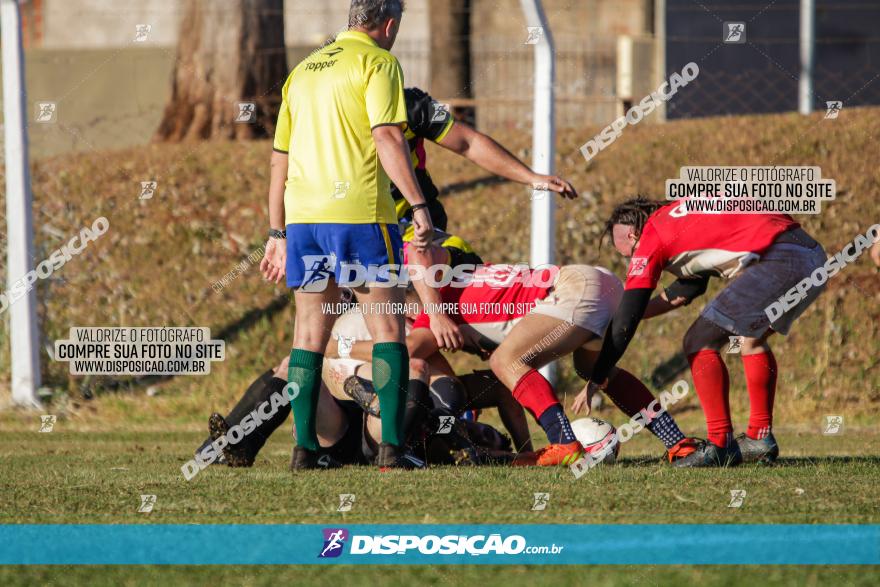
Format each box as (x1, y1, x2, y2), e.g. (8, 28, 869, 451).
(286, 223, 404, 291)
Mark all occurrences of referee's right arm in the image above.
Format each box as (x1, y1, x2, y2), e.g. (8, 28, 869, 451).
(366, 60, 433, 250)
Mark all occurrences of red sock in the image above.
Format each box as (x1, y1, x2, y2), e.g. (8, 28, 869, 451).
(743, 351, 777, 440)
(688, 350, 732, 447)
(605, 369, 656, 417)
(511, 369, 559, 420)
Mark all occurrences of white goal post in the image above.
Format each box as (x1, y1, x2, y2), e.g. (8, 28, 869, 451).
(519, 0, 556, 383)
(2, 0, 42, 408)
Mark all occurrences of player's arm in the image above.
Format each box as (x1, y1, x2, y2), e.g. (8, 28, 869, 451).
(436, 123, 577, 199)
(324, 336, 373, 363)
(571, 288, 652, 415)
(407, 322, 442, 359)
(643, 276, 710, 319)
(367, 61, 433, 249)
(261, 73, 293, 284)
(407, 243, 464, 351)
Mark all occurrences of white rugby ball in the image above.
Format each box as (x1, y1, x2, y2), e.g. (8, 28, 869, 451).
(571, 417, 619, 465)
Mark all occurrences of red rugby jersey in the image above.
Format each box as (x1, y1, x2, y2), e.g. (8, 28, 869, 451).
(625, 203, 799, 290)
(411, 264, 558, 347)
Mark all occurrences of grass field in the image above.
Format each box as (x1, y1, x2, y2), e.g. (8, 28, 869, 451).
(1, 108, 879, 583)
(1, 428, 878, 583)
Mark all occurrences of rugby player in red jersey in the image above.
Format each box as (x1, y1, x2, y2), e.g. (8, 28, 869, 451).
(576, 197, 827, 467)
(401, 261, 699, 466)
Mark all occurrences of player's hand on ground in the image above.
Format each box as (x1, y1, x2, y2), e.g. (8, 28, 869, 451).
(410, 206, 435, 251)
(571, 380, 602, 416)
(532, 174, 578, 200)
(260, 238, 286, 284)
(430, 312, 465, 352)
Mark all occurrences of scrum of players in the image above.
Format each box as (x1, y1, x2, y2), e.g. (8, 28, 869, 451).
(193, 81, 831, 472)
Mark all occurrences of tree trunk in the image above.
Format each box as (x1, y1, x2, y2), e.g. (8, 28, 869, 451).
(428, 0, 471, 99)
(153, 0, 288, 142)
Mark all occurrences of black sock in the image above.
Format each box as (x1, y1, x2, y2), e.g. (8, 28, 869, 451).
(224, 369, 291, 456)
(537, 404, 577, 444)
(403, 379, 431, 444)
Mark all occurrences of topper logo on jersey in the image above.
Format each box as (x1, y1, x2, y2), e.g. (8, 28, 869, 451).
(319, 528, 349, 558)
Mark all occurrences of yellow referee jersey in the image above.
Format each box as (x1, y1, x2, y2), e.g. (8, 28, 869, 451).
(273, 31, 407, 225)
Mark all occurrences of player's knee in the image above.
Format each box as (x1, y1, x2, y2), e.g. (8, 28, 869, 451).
(488, 350, 520, 381)
(682, 323, 706, 355)
(409, 358, 429, 381)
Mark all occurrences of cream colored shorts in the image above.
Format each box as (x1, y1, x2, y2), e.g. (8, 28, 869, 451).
(530, 265, 624, 348)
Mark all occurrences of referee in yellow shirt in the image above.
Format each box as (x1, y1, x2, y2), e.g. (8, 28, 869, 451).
(261, 0, 433, 470)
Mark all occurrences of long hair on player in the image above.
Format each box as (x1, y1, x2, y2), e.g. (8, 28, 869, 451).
(601, 195, 670, 245)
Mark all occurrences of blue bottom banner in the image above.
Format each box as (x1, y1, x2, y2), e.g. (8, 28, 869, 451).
(1, 524, 878, 565)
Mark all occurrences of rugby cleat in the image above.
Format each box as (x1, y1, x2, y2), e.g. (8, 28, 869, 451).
(194, 437, 228, 466)
(736, 432, 779, 464)
(290, 446, 343, 471)
(672, 439, 743, 468)
(664, 437, 703, 463)
(343, 376, 381, 417)
(512, 442, 585, 467)
(208, 412, 253, 467)
(376, 442, 426, 471)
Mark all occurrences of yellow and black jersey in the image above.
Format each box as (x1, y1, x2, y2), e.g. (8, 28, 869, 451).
(393, 87, 455, 231)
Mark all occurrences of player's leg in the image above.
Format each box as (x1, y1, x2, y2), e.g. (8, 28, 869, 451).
(457, 370, 533, 452)
(198, 356, 293, 467)
(288, 287, 340, 466)
(346, 223, 413, 467)
(680, 237, 827, 467)
(572, 348, 698, 461)
(489, 312, 592, 465)
(737, 331, 781, 463)
(285, 223, 346, 468)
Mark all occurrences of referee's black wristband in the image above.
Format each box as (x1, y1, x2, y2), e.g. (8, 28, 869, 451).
(410, 203, 429, 213)
(268, 228, 286, 239)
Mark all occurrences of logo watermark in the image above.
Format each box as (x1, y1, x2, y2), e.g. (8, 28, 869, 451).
(39, 415, 57, 433)
(337, 494, 356, 512)
(824, 101, 842, 119)
(139, 181, 157, 200)
(524, 26, 544, 45)
(138, 494, 157, 513)
(724, 22, 746, 43)
(765, 224, 879, 323)
(35, 101, 57, 123)
(571, 380, 690, 479)
(531, 493, 550, 511)
(666, 166, 835, 214)
(235, 102, 256, 123)
(134, 24, 152, 43)
(181, 382, 300, 480)
(1, 217, 109, 315)
(728, 489, 747, 508)
(54, 327, 225, 376)
(580, 62, 699, 162)
(303, 261, 558, 293)
(823, 415, 844, 435)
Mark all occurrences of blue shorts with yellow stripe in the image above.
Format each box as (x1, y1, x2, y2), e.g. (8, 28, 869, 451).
(285, 223, 403, 291)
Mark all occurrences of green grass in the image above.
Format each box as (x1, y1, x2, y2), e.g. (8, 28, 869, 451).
(2, 429, 876, 525)
(1, 429, 877, 583)
(0, 566, 877, 587)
